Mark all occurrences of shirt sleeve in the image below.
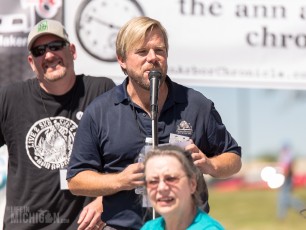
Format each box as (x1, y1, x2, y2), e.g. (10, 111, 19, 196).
(206, 103, 241, 157)
(67, 107, 102, 179)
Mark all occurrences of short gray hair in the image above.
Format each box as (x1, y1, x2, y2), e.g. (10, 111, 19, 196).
(144, 145, 204, 207)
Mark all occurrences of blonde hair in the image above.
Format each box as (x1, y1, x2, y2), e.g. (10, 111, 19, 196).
(116, 16, 169, 73)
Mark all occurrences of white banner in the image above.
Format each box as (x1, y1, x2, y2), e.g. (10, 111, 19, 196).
(64, 0, 306, 89)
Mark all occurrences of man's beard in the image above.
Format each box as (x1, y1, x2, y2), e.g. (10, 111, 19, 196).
(44, 69, 66, 82)
(128, 70, 150, 91)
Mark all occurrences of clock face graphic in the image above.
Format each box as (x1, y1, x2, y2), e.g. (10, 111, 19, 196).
(75, 0, 145, 62)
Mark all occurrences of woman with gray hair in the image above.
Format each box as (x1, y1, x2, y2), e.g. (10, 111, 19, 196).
(141, 145, 224, 230)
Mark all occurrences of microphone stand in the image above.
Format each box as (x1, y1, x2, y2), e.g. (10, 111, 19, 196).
(151, 108, 157, 220)
(149, 70, 161, 219)
(151, 111, 158, 149)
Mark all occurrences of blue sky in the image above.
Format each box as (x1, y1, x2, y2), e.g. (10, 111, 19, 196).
(193, 86, 306, 161)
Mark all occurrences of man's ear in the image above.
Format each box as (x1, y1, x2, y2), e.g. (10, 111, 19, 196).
(69, 43, 77, 60)
(117, 55, 126, 70)
(27, 55, 36, 72)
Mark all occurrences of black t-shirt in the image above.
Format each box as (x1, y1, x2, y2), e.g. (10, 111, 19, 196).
(0, 75, 115, 230)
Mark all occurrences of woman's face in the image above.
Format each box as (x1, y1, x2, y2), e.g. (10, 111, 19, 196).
(145, 155, 196, 218)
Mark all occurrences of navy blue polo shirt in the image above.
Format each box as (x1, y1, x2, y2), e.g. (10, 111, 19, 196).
(67, 77, 241, 229)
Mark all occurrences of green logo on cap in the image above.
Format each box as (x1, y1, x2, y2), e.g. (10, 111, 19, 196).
(37, 21, 48, 32)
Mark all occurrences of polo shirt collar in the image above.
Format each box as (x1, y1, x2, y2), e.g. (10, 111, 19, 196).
(166, 77, 187, 104)
(114, 77, 129, 105)
(113, 76, 187, 106)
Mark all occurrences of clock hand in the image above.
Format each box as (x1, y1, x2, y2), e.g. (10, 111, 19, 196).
(89, 16, 121, 29)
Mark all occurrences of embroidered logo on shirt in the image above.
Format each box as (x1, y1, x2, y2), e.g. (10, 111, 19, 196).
(25, 117, 77, 170)
(176, 120, 193, 136)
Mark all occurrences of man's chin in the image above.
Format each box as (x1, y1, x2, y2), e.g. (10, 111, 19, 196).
(44, 75, 65, 83)
(44, 70, 66, 82)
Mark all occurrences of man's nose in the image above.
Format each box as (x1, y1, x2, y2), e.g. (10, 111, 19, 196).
(44, 49, 57, 59)
(147, 49, 158, 64)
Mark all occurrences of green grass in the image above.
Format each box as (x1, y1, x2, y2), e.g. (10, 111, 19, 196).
(208, 187, 306, 230)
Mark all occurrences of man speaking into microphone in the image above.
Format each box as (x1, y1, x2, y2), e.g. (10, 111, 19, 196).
(67, 16, 242, 230)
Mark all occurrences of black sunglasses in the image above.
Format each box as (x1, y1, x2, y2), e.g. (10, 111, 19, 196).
(30, 40, 69, 57)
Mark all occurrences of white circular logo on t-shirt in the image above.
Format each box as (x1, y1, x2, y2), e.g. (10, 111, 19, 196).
(25, 117, 78, 170)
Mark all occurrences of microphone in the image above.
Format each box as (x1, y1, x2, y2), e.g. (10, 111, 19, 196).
(149, 70, 161, 119)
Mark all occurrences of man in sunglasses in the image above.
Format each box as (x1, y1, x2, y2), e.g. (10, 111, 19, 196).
(0, 19, 115, 229)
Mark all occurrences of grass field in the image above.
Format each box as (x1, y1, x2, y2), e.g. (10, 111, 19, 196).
(208, 187, 306, 230)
